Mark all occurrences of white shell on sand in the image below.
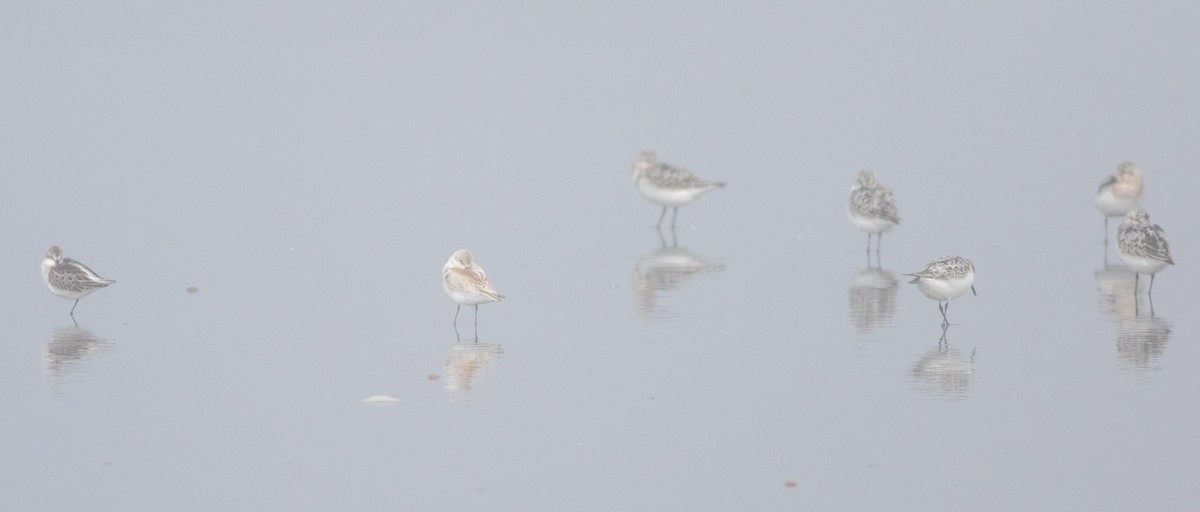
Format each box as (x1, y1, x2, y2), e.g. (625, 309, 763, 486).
(359, 395, 402, 404)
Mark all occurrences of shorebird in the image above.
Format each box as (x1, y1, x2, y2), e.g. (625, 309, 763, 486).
(1095, 162, 1144, 233)
(42, 246, 115, 316)
(904, 256, 976, 324)
(442, 249, 504, 325)
(632, 150, 725, 228)
(1116, 208, 1173, 294)
(847, 169, 900, 251)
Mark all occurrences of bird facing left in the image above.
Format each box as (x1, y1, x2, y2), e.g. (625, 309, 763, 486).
(42, 245, 115, 316)
(442, 249, 504, 325)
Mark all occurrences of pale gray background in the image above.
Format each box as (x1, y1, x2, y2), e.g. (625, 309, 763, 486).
(2, 1, 1198, 511)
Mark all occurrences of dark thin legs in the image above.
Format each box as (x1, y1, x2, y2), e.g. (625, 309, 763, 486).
(864, 233, 884, 253)
(656, 224, 678, 248)
(452, 304, 481, 326)
(654, 206, 680, 229)
(1132, 273, 1159, 317)
(1133, 273, 1159, 299)
(938, 300, 950, 325)
(69, 299, 79, 316)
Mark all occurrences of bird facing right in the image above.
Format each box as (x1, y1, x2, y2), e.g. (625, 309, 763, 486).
(904, 256, 976, 324)
(847, 169, 900, 251)
(1095, 162, 1144, 228)
(632, 150, 725, 228)
(42, 245, 115, 316)
(1116, 208, 1173, 294)
(442, 249, 504, 325)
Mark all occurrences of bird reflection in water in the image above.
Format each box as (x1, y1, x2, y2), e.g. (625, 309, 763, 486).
(444, 328, 505, 393)
(848, 251, 898, 334)
(44, 324, 112, 385)
(911, 324, 975, 399)
(632, 226, 724, 317)
(1095, 264, 1171, 373)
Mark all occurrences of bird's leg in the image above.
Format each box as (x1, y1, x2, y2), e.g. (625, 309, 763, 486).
(1134, 273, 1140, 294)
(656, 206, 668, 228)
(69, 299, 79, 316)
(670, 206, 679, 227)
(876, 233, 883, 253)
(1148, 273, 1156, 295)
(474, 304, 480, 325)
(453, 304, 461, 324)
(865, 233, 872, 253)
(1103, 220, 1110, 265)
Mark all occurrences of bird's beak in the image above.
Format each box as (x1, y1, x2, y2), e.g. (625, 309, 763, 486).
(971, 285, 977, 297)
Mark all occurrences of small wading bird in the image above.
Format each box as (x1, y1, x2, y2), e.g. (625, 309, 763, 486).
(1116, 208, 1173, 295)
(632, 150, 725, 228)
(1095, 161, 1144, 233)
(847, 169, 900, 252)
(904, 256, 976, 324)
(42, 246, 115, 316)
(442, 249, 504, 325)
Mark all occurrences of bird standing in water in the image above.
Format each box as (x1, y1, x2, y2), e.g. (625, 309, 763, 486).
(42, 246, 115, 317)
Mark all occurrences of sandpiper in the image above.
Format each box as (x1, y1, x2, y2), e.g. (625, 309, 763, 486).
(42, 246, 115, 316)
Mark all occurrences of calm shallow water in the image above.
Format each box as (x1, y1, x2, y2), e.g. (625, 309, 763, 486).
(3, 2, 1199, 511)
